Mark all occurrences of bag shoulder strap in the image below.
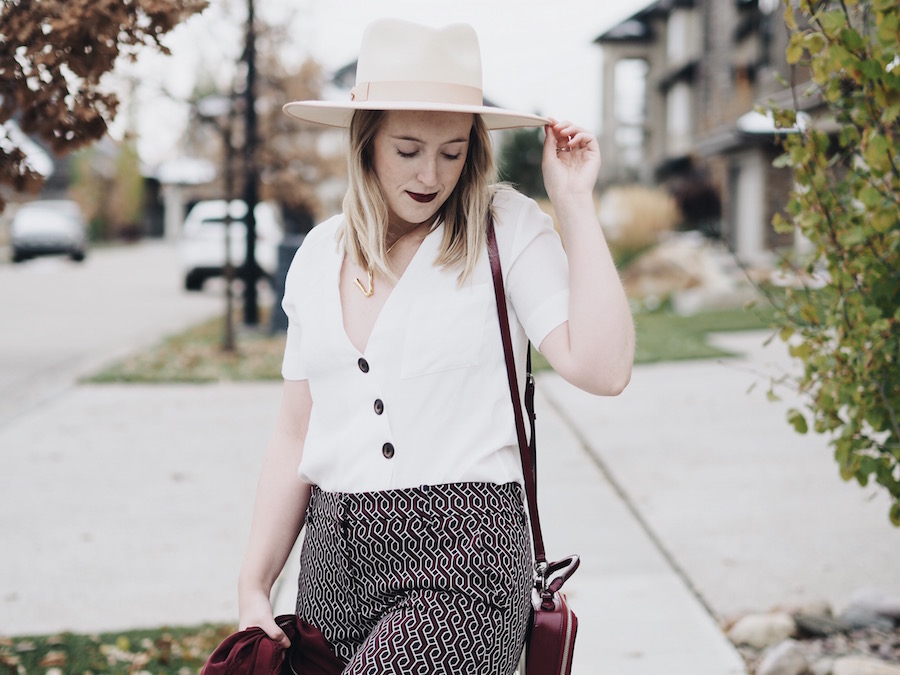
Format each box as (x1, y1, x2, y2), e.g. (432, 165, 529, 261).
(486, 219, 546, 568)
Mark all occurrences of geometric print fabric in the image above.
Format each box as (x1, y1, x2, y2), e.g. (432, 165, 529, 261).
(296, 482, 532, 674)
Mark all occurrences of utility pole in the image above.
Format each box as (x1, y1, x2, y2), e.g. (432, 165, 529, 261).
(241, 0, 260, 326)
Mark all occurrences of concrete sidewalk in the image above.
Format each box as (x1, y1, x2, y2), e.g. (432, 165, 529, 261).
(538, 332, 900, 622)
(0, 379, 745, 674)
(271, 384, 747, 674)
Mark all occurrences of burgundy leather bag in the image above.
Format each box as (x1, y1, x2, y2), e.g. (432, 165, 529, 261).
(488, 221, 580, 675)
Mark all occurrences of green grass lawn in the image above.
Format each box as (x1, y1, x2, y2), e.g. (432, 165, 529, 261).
(86, 311, 287, 384)
(530, 302, 776, 372)
(632, 302, 777, 364)
(0, 624, 234, 674)
(88, 302, 777, 384)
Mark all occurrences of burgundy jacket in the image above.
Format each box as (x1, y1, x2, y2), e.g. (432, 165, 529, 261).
(201, 615, 345, 675)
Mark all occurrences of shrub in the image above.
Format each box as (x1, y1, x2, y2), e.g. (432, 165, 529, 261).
(597, 184, 682, 266)
(770, 0, 900, 525)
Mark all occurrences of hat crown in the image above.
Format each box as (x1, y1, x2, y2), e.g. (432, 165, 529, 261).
(281, 19, 548, 130)
(356, 19, 483, 93)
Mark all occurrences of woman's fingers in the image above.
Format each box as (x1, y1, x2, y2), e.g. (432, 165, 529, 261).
(238, 592, 292, 648)
(543, 120, 563, 161)
(266, 619, 292, 649)
(246, 616, 291, 648)
(542, 117, 603, 197)
(546, 119, 596, 154)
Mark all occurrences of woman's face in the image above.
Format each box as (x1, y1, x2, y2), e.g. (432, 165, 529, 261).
(370, 110, 475, 232)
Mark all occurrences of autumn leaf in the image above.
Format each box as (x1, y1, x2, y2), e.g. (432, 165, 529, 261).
(0, 0, 207, 212)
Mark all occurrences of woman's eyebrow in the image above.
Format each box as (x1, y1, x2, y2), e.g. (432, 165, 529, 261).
(390, 135, 468, 145)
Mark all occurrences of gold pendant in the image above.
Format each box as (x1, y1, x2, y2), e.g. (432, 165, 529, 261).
(353, 269, 374, 297)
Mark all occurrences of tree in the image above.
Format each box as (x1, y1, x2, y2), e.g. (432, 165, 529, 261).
(770, 0, 900, 524)
(256, 56, 346, 227)
(180, 21, 347, 227)
(0, 0, 206, 212)
(498, 126, 547, 199)
(70, 138, 145, 240)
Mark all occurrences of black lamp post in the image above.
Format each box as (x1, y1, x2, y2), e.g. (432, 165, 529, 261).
(241, 0, 261, 327)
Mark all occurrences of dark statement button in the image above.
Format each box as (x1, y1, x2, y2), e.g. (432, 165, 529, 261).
(374, 399, 384, 415)
(358, 358, 369, 373)
(382, 443, 395, 459)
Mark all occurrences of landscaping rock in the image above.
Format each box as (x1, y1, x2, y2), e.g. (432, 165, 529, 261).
(619, 231, 757, 312)
(810, 657, 836, 675)
(735, 598, 900, 674)
(757, 639, 808, 675)
(848, 590, 900, 621)
(729, 612, 797, 649)
(838, 607, 896, 633)
(831, 657, 900, 675)
(798, 600, 835, 619)
(621, 242, 704, 300)
(795, 612, 850, 638)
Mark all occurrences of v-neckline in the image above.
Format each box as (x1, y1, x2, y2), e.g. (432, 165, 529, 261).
(337, 223, 439, 356)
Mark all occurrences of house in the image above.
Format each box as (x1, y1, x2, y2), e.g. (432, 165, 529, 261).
(595, 0, 821, 265)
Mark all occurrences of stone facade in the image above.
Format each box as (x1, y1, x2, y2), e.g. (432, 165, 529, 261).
(595, 0, 807, 265)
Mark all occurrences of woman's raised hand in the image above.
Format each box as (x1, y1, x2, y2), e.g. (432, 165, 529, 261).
(541, 118, 602, 202)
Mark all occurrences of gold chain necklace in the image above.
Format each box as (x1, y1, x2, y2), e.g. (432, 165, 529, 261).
(353, 224, 428, 297)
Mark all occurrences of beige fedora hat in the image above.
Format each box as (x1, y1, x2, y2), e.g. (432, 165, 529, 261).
(283, 18, 549, 130)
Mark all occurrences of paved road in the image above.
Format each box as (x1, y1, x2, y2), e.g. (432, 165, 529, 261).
(0, 244, 222, 425)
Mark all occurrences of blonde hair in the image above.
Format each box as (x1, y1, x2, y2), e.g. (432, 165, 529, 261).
(340, 110, 497, 283)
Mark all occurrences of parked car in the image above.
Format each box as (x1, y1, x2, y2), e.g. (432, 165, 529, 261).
(10, 200, 87, 263)
(178, 200, 283, 291)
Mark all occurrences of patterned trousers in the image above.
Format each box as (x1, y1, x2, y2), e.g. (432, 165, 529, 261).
(296, 481, 532, 675)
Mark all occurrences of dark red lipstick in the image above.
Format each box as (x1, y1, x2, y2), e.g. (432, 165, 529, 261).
(407, 191, 437, 203)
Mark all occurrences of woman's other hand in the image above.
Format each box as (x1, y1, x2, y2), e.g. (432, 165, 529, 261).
(238, 589, 291, 648)
(541, 118, 602, 201)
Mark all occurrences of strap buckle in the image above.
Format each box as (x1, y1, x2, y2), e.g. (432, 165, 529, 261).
(534, 560, 550, 589)
(535, 555, 580, 593)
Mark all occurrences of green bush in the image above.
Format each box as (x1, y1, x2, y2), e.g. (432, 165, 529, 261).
(771, 0, 900, 525)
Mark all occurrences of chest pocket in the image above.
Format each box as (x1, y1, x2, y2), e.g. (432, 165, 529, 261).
(400, 283, 492, 379)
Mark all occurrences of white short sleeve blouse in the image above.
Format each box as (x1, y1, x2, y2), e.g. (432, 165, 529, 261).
(281, 189, 570, 493)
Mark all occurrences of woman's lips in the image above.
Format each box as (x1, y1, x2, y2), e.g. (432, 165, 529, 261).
(407, 191, 437, 203)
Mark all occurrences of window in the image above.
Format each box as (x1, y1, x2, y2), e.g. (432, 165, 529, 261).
(613, 59, 648, 170)
(667, 8, 698, 64)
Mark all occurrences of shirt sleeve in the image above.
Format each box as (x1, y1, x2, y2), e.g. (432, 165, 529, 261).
(497, 192, 570, 349)
(280, 219, 341, 381)
(281, 243, 308, 381)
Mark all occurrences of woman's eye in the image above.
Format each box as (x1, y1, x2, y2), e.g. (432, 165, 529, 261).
(442, 153, 461, 161)
(397, 150, 417, 158)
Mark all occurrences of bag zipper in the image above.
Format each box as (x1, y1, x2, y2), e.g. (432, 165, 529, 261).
(559, 600, 574, 675)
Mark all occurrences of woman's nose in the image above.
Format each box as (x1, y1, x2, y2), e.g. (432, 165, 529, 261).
(417, 156, 438, 186)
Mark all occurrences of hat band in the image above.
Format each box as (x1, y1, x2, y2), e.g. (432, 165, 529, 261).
(350, 81, 483, 106)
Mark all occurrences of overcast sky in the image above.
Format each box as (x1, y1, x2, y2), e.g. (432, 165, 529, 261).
(123, 0, 652, 166)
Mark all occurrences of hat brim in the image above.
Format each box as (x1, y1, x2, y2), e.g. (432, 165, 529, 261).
(282, 100, 549, 130)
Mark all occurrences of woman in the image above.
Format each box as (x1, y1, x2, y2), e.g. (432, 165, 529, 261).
(237, 18, 634, 675)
